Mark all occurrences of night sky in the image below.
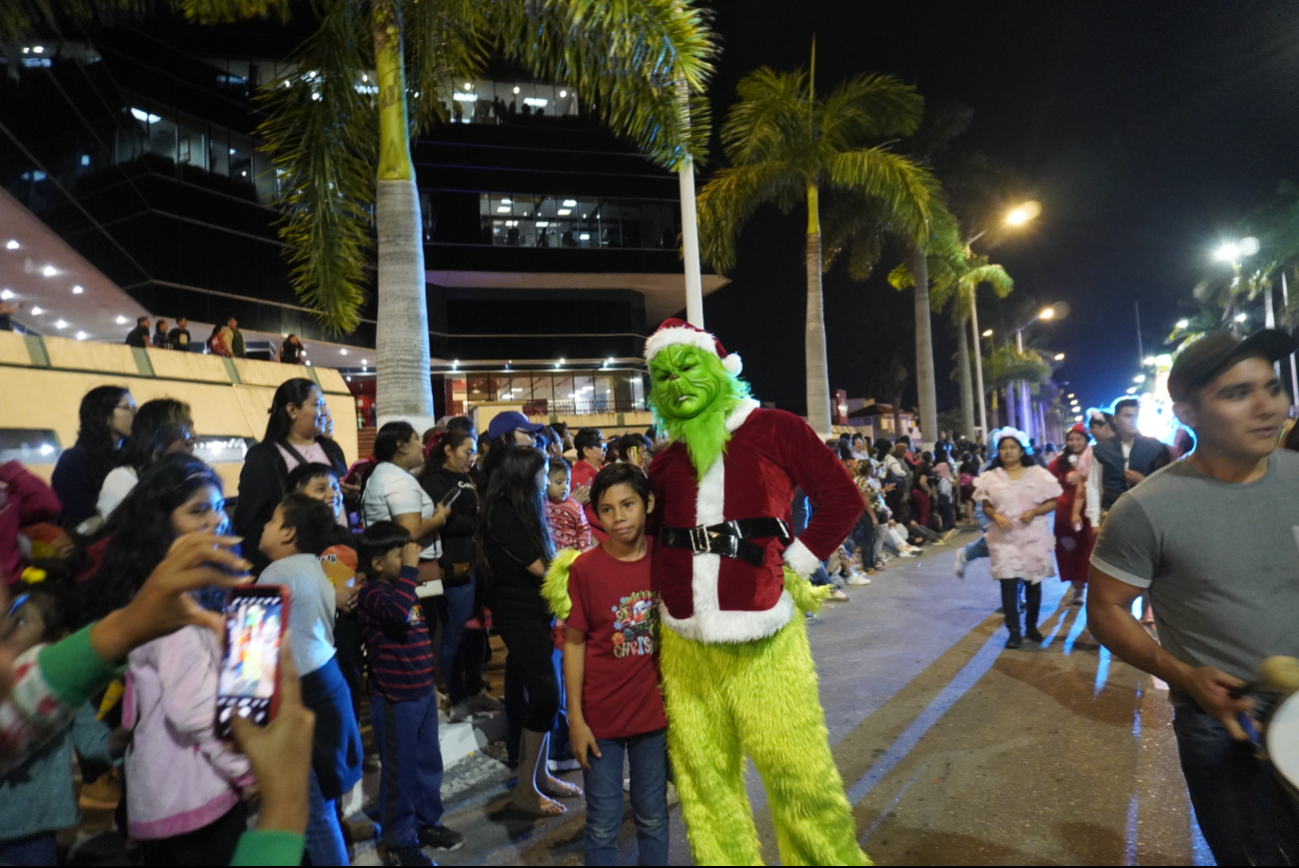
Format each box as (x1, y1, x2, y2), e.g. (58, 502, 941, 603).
(696, 0, 1299, 421)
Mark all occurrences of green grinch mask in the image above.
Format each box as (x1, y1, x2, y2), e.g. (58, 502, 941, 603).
(648, 343, 751, 479)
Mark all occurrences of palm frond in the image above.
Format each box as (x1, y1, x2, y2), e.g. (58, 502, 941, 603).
(402, 0, 490, 135)
(721, 67, 812, 166)
(0, 0, 157, 41)
(826, 147, 935, 242)
(492, 0, 717, 169)
(256, 0, 375, 334)
(817, 73, 923, 153)
(696, 160, 803, 273)
(177, 0, 287, 25)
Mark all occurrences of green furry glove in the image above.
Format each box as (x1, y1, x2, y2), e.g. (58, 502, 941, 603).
(784, 565, 832, 614)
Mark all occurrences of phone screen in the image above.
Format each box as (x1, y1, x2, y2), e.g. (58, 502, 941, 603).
(441, 487, 463, 508)
(216, 590, 283, 737)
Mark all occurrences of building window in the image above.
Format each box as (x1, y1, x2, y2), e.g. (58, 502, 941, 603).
(480, 194, 680, 251)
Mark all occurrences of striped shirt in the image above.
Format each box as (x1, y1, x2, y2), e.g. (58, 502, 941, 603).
(357, 566, 434, 703)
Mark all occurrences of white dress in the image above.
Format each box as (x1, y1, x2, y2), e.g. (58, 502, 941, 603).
(972, 466, 1063, 583)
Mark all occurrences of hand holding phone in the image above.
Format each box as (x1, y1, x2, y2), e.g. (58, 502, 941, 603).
(216, 585, 289, 739)
(440, 487, 463, 509)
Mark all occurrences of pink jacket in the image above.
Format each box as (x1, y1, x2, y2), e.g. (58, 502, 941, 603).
(123, 626, 252, 839)
(0, 461, 61, 583)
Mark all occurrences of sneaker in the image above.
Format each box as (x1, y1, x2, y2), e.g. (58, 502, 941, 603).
(467, 692, 502, 713)
(449, 700, 475, 723)
(941, 529, 958, 543)
(1004, 632, 1024, 650)
(379, 844, 435, 866)
(418, 824, 465, 851)
(828, 588, 850, 602)
(1070, 588, 1085, 606)
(953, 549, 968, 579)
(549, 758, 583, 772)
(1025, 628, 1045, 643)
(845, 573, 871, 586)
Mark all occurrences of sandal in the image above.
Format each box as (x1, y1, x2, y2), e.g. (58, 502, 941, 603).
(539, 777, 583, 799)
(509, 795, 567, 816)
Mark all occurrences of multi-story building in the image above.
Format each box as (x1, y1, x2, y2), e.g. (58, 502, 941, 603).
(0, 20, 726, 428)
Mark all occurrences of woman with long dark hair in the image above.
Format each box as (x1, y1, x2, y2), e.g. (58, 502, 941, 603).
(972, 429, 1063, 649)
(475, 446, 579, 815)
(52, 386, 135, 528)
(421, 429, 498, 721)
(96, 398, 194, 521)
(234, 378, 346, 573)
(1048, 424, 1096, 606)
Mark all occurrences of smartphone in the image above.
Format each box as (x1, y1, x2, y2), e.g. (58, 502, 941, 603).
(440, 486, 464, 508)
(215, 585, 290, 739)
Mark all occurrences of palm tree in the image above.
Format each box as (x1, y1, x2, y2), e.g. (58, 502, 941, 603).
(696, 44, 934, 435)
(6, 0, 716, 427)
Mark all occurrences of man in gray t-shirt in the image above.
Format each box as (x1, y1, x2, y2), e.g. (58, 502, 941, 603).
(1088, 329, 1299, 867)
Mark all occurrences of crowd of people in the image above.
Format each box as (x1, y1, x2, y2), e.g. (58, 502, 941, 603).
(1, 328, 1297, 867)
(120, 313, 309, 366)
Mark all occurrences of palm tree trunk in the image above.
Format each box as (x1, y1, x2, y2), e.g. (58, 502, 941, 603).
(910, 243, 937, 449)
(372, 0, 435, 430)
(955, 314, 975, 441)
(804, 184, 832, 435)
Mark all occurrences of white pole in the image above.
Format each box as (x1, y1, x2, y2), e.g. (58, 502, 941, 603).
(971, 302, 988, 440)
(1285, 271, 1299, 408)
(678, 156, 705, 328)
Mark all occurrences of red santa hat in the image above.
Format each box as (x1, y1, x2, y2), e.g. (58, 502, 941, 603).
(644, 318, 743, 376)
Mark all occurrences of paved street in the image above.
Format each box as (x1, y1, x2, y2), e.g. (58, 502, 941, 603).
(342, 528, 1214, 866)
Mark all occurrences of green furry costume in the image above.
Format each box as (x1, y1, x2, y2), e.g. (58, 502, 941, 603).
(640, 319, 870, 866)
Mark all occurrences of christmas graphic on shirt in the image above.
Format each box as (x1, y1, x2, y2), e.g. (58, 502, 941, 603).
(611, 590, 658, 658)
(319, 544, 358, 587)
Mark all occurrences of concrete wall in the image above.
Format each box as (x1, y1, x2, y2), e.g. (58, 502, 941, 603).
(0, 330, 357, 497)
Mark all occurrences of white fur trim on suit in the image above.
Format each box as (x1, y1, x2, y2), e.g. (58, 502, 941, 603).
(782, 537, 821, 580)
(659, 399, 793, 643)
(722, 353, 743, 375)
(645, 325, 721, 362)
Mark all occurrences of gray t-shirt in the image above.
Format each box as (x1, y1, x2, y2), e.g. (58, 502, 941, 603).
(1091, 449, 1299, 700)
(260, 553, 336, 677)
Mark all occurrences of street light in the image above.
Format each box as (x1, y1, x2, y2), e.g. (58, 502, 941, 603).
(1176, 319, 1190, 330)
(1039, 306, 1056, 320)
(1053, 353, 1065, 361)
(1004, 200, 1042, 227)
(982, 329, 993, 337)
(1134, 375, 1146, 384)
(1234, 312, 1247, 323)
(1126, 387, 1137, 394)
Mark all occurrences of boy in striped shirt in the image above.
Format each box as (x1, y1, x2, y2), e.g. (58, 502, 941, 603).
(357, 522, 462, 865)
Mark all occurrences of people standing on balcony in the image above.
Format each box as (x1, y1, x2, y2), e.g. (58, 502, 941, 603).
(420, 429, 499, 724)
(0, 297, 17, 331)
(570, 428, 604, 542)
(235, 379, 348, 574)
(124, 316, 152, 349)
(152, 320, 172, 351)
(168, 317, 191, 352)
(96, 399, 194, 523)
(206, 325, 231, 357)
(227, 317, 247, 358)
(52, 386, 135, 528)
(278, 335, 305, 365)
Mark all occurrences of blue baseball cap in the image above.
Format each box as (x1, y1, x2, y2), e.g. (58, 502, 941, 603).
(487, 410, 545, 441)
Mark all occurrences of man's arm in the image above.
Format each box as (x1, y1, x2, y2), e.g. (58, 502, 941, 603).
(1085, 463, 1102, 528)
(1086, 566, 1253, 739)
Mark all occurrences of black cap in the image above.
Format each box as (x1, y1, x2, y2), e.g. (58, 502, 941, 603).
(1168, 330, 1297, 401)
(574, 427, 603, 454)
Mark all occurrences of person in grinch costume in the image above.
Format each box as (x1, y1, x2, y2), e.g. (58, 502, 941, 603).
(642, 317, 869, 866)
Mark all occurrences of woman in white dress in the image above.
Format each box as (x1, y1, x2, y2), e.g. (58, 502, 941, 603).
(972, 429, 1063, 649)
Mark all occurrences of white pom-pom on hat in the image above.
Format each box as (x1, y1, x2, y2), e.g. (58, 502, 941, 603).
(645, 317, 742, 375)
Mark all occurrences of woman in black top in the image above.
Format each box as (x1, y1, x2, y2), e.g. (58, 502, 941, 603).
(278, 334, 305, 365)
(51, 386, 135, 528)
(421, 429, 497, 721)
(475, 446, 579, 815)
(234, 378, 346, 574)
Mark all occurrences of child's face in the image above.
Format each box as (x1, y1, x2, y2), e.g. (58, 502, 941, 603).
(171, 485, 229, 537)
(258, 504, 296, 560)
(597, 482, 653, 547)
(546, 469, 571, 502)
(370, 547, 404, 581)
(297, 473, 343, 519)
(1, 598, 47, 655)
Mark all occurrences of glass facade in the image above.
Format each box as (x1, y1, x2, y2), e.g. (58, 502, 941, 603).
(444, 369, 649, 416)
(481, 193, 680, 250)
(439, 79, 579, 124)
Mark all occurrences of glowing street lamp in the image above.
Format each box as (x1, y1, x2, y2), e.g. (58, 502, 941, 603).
(1143, 356, 1156, 366)
(1053, 353, 1065, 361)
(1005, 200, 1042, 227)
(1134, 375, 1146, 384)
(1176, 319, 1190, 329)
(982, 329, 993, 337)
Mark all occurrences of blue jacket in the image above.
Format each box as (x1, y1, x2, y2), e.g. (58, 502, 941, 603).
(1093, 435, 1170, 496)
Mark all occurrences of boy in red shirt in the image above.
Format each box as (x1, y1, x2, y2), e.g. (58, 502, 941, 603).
(562, 464, 668, 866)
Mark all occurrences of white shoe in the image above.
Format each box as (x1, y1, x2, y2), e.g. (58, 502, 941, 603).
(449, 700, 475, 723)
(954, 549, 968, 579)
(467, 692, 502, 713)
(845, 573, 872, 586)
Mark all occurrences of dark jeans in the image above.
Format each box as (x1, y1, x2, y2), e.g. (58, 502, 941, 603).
(1173, 702, 1299, 866)
(438, 576, 486, 705)
(140, 802, 247, 866)
(998, 579, 1040, 635)
(583, 728, 670, 866)
(371, 691, 444, 850)
(0, 832, 56, 866)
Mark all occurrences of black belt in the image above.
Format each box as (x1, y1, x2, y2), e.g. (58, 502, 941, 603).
(659, 517, 791, 568)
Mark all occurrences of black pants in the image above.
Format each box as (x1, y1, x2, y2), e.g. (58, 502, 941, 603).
(999, 579, 1041, 635)
(140, 802, 247, 866)
(497, 615, 560, 734)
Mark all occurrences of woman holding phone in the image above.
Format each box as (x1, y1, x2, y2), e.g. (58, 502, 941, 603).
(421, 429, 499, 722)
(361, 422, 450, 592)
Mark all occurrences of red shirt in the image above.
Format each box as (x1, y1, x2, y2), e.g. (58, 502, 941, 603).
(570, 460, 607, 542)
(546, 496, 593, 551)
(566, 541, 666, 740)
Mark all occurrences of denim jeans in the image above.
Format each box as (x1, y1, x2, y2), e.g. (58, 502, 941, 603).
(0, 832, 56, 866)
(583, 728, 669, 867)
(371, 691, 444, 849)
(809, 562, 834, 587)
(1173, 702, 1299, 866)
(306, 767, 349, 866)
(439, 576, 485, 705)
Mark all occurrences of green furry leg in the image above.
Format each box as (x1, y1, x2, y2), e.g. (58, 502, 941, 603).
(661, 617, 871, 867)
